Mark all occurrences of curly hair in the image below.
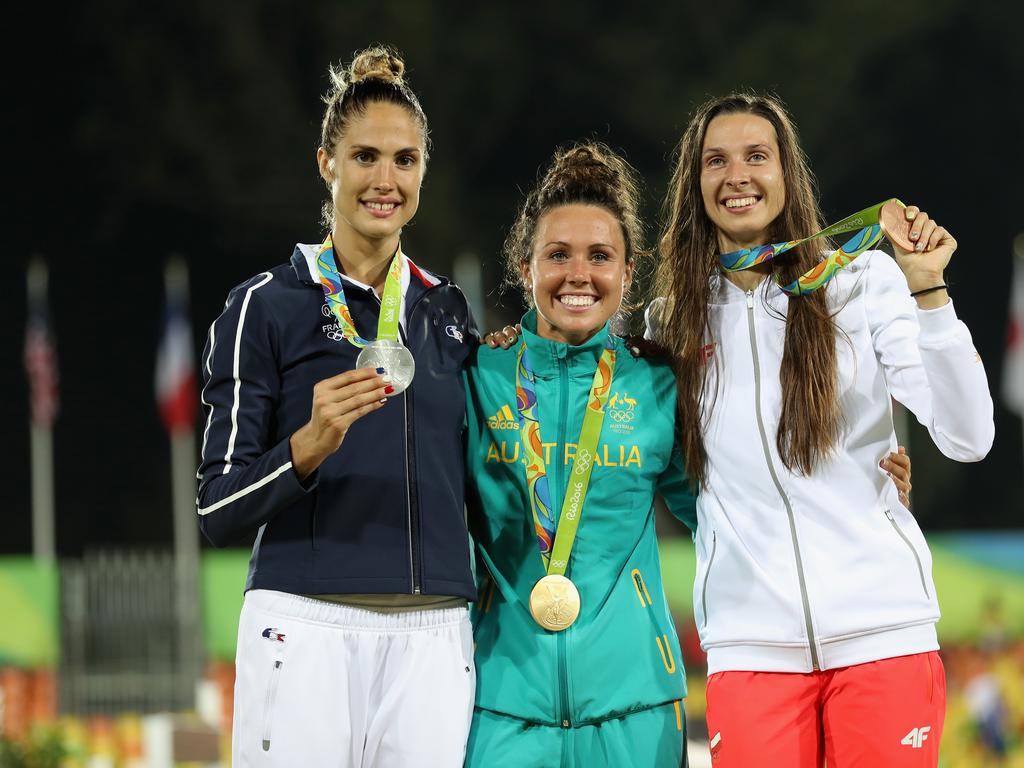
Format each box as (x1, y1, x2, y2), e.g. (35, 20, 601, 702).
(503, 141, 647, 312)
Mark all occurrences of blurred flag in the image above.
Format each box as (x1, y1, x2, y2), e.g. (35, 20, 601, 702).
(1006, 245, 1024, 417)
(24, 257, 58, 429)
(155, 257, 198, 434)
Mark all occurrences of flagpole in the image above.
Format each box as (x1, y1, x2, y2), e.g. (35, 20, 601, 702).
(30, 430, 55, 561)
(163, 256, 202, 705)
(27, 257, 56, 562)
(172, 426, 201, 704)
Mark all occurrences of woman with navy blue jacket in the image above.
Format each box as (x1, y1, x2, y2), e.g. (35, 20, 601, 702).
(196, 47, 477, 768)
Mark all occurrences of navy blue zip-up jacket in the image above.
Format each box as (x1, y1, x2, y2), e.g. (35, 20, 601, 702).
(197, 242, 478, 600)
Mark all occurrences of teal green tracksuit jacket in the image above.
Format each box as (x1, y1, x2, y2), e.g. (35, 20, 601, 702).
(464, 311, 697, 731)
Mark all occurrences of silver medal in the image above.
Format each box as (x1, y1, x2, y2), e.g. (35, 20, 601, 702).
(356, 339, 415, 395)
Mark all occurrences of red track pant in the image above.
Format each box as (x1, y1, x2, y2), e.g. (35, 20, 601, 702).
(705, 651, 945, 767)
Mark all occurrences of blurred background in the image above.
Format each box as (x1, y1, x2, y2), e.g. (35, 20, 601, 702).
(5, 0, 1023, 765)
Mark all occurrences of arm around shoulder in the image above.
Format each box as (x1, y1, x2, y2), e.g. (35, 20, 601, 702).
(644, 297, 667, 343)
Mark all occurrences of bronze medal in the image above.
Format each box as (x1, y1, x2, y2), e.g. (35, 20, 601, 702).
(878, 199, 916, 252)
(528, 574, 581, 632)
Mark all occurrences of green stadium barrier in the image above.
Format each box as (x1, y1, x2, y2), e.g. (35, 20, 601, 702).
(2, 533, 1022, 664)
(0, 558, 59, 666)
(200, 550, 249, 660)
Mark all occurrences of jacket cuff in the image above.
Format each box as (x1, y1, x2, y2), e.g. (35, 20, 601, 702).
(281, 435, 319, 492)
(916, 298, 961, 346)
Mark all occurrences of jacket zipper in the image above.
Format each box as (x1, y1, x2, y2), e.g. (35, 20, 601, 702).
(884, 509, 930, 598)
(361, 281, 454, 595)
(556, 355, 572, 729)
(558, 631, 571, 729)
(400, 324, 421, 594)
(261, 658, 283, 751)
(745, 290, 820, 670)
(700, 531, 717, 630)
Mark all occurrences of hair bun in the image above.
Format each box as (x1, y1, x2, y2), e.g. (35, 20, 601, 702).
(502, 140, 646, 308)
(350, 45, 405, 85)
(545, 142, 624, 193)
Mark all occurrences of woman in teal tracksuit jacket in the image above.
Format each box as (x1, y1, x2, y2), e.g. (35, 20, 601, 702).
(463, 142, 696, 767)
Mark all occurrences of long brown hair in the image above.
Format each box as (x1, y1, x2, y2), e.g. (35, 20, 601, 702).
(655, 92, 841, 489)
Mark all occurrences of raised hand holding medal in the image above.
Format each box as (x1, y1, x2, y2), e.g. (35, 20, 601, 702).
(316, 234, 416, 394)
(885, 204, 956, 310)
(356, 340, 415, 394)
(877, 199, 915, 252)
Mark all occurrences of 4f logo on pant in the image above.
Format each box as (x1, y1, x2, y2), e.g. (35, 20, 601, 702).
(901, 726, 931, 749)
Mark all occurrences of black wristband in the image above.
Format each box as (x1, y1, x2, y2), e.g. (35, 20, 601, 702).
(910, 284, 948, 298)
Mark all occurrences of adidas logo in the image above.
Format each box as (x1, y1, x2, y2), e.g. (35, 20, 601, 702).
(487, 405, 519, 431)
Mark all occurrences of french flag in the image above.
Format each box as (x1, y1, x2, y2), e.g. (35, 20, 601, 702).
(155, 258, 198, 434)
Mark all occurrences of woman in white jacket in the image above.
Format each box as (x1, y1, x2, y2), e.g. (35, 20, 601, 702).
(649, 92, 994, 768)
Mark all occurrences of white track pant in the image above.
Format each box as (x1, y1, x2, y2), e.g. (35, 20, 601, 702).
(232, 590, 475, 768)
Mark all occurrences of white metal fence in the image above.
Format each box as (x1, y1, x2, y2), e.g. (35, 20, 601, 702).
(59, 549, 202, 714)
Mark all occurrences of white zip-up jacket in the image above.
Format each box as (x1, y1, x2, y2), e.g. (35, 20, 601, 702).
(648, 250, 993, 674)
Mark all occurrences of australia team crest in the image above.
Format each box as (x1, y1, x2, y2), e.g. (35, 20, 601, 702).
(606, 392, 637, 435)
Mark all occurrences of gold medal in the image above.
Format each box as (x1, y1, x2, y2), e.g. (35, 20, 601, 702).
(528, 574, 581, 631)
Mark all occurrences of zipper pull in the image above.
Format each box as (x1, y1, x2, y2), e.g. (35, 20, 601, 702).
(884, 508, 894, 521)
(746, 289, 754, 309)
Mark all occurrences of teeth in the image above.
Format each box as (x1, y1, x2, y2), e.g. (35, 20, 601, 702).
(559, 295, 596, 307)
(365, 201, 396, 211)
(725, 197, 758, 209)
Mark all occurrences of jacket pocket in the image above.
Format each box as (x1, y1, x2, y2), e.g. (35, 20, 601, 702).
(630, 567, 678, 676)
(700, 531, 717, 630)
(261, 658, 284, 752)
(883, 509, 929, 599)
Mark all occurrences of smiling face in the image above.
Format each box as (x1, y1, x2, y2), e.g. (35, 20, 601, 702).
(317, 101, 425, 249)
(521, 204, 632, 346)
(700, 112, 786, 253)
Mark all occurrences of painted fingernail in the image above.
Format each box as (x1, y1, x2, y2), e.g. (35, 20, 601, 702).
(382, 374, 393, 383)
(379, 398, 387, 404)
(907, 211, 916, 220)
(384, 385, 395, 395)
(376, 367, 385, 374)
(915, 243, 923, 252)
